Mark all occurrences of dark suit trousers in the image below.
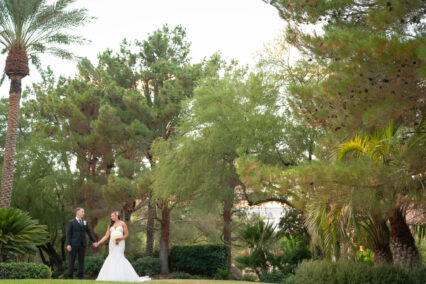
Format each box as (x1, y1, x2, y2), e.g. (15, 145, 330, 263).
(68, 245, 86, 279)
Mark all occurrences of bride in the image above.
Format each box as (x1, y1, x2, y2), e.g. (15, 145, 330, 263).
(96, 211, 151, 282)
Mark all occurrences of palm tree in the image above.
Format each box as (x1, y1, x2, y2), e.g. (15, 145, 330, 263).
(337, 122, 424, 270)
(305, 199, 393, 265)
(236, 220, 283, 277)
(0, 0, 91, 208)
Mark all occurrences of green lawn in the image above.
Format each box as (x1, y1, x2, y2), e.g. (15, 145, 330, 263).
(0, 280, 263, 284)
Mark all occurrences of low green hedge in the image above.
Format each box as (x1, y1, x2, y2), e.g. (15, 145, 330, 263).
(169, 244, 229, 276)
(0, 262, 51, 279)
(293, 260, 425, 284)
(132, 256, 160, 276)
(63, 254, 106, 277)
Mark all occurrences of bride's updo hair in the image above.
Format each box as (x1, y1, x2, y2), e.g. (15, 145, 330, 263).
(110, 211, 121, 228)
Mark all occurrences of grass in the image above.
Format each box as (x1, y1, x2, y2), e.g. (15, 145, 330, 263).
(0, 280, 262, 284)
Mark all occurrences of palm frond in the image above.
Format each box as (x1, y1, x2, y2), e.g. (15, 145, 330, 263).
(337, 136, 367, 161)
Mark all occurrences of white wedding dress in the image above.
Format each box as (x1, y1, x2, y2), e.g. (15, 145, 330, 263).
(96, 226, 151, 282)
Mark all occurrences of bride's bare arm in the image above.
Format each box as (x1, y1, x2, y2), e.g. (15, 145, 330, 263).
(97, 226, 111, 245)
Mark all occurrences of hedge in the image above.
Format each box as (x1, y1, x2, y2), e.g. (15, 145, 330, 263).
(292, 260, 425, 284)
(0, 262, 51, 279)
(169, 244, 228, 276)
(132, 257, 160, 276)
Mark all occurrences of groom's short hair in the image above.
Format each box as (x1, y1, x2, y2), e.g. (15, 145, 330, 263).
(75, 207, 83, 213)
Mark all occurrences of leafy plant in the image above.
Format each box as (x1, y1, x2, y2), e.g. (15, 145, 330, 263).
(0, 208, 49, 260)
(236, 220, 283, 277)
(0, 262, 51, 279)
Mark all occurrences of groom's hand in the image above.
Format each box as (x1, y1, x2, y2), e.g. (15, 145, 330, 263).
(67, 245, 72, 252)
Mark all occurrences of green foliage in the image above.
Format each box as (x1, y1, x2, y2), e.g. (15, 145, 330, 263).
(0, 208, 49, 259)
(356, 248, 374, 266)
(83, 255, 105, 276)
(0, 262, 51, 279)
(132, 257, 160, 276)
(0, 0, 92, 65)
(169, 244, 229, 276)
(214, 269, 232, 280)
(236, 220, 283, 276)
(171, 271, 191, 279)
(292, 260, 423, 284)
(259, 270, 288, 283)
(277, 237, 311, 275)
(265, 0, 425, 133)
(243, 275, 257, 282)
(63, 255, 105, 277)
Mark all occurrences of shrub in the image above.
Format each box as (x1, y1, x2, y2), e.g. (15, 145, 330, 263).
(243, 275, 257, 282)
(0, 208, 49, 260)
(410, 266, 426, 284)
(132, 257, 160, 276)
(292, 260, 420, 284)
(63, 254, 106, 277)
(259, 270, 288, 283)
(172, 271, 191, 279)
(214, 269, 232, 280)
(169, 244, 228, 276)
(0, 262, 51, 279)
(84, 255, 106, 276)
(277, 237, 311, 274)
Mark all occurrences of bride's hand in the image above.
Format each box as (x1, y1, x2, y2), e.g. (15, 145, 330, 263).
(116, 237, 124, 242)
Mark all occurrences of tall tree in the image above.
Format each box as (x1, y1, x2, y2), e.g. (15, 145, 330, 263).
(0, 0, 91, 208)
(337, 123, 424, 269)
(152, 65, 284, 272)
(135, 25, 203, 266)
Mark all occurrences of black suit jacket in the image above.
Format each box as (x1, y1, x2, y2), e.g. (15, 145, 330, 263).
(66, 219, 97, 247)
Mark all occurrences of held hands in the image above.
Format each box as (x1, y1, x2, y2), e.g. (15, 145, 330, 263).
(67, 245, 72, 252)
(93, 242, 99, 248)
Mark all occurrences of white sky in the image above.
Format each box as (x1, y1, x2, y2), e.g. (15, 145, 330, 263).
(0, 0, 286, 98)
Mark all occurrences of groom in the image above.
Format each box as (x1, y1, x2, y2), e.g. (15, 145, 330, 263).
(66, 208, 98, 279)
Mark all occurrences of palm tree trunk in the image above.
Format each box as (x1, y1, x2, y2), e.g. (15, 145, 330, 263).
(0, 77, 22, 208)
(389, 208, 420, 270)
(373, 244, 393, 265)
(372, 219, 393, 265)
(159, 203, 170, 274)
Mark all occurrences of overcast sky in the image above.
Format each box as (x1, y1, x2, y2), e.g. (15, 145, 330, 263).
(0, 0, 286, 98)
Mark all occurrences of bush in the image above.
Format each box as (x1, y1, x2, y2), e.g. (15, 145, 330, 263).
(132, 257, 160, 276)
(0, 208, 49, 260)
(63, 254, 106, 277)
(259, 270, 288, 283)
(169, 244, 228, 276)
(172, 271, 191, 279)
(84, 255, 106, 276)
(214, 269, 232, 280)
(0, 262, 51, 279)
(243, 275, 257, 282)
(277, 237, 311, 274)
(292, 260, 421, 284)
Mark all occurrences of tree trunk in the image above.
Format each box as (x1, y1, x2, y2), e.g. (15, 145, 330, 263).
(389, 208, 420, 270)
(159, 203, 170, 274)
(223, 199, 233, 271)
(372, 220, 393, 265)
(373, 244, 393, 265)
(0, 77, 23, 208)
(145, 193, 155, 257)
(38, 242, 64, 271)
